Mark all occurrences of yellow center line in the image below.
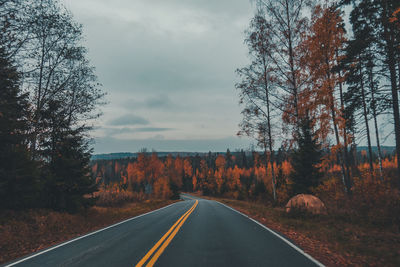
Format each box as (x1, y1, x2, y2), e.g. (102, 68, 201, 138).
(136, 200, 198, 267)
(146, 200, 198, 267)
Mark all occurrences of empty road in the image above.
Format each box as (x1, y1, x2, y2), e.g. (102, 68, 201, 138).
(4, 194, 323, 267)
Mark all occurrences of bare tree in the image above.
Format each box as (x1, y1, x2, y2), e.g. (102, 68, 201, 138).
(0, 0, 30, 58)
(255, 0, 312, 142)
(237, 11, 278, 202)
(14, 0, 105, 159)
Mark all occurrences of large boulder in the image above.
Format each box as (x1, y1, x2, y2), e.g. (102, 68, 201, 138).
(285, 194, 327, 215)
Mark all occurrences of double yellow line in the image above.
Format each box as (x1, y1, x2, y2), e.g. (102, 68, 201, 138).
(136, 200, 198, 267)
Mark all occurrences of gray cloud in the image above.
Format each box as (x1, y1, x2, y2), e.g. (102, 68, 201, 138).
(150, 0, 254, 17)
(93, 135, 253, 154)
(65, 0, 252, 97)
(108, 114, 149, 126)
(122, 94, 175, 110)
(145, 95, 173, 108)
(61, 0, 395, 153)
(104, 126, 173, 136)
(63, 0, 255, 152)
(134, 127, 173, 132)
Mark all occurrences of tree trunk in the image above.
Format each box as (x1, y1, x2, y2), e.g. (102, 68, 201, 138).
(285, 0, 299, 127)
(267, 97, 277, 203)
(368, 63, 384, 180)
(382, 0, 400, 189)
(326, 63, 350, 193)
(359, 64, 374, 175)
(265, 148, 276, 202)
(350, 139, 360, 177)
(330, 103, 350, 193)
(263, 59, 277, 202)
(337, 49, 352, 188)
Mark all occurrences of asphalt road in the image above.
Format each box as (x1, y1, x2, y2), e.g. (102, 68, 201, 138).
(4, 194, 323, 267)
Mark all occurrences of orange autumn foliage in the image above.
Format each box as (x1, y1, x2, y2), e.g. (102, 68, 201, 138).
(153, 177, 172, 199)
(301, 4, 347, 143)
(281, 160, 292, 177)
(92, 150, 400, 226)
(215, 154, 226, 170)
(183, 158, 193, 177)
(214, 169, 224, 194)
(192, 175, 197, 191)
(389, 7, 400, 25)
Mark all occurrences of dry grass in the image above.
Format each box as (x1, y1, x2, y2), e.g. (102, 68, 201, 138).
(0, 199, 178, 264)
(194, 193, 400, 267)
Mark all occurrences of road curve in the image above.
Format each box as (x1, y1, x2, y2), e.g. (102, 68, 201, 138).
(4, 194, 323, 267)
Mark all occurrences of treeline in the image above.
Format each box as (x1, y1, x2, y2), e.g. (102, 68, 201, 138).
(92, 150, 291, 203)
(236, 0, 400, 201)
(92, 149, 399, 224)
(0, 0, 104, 212)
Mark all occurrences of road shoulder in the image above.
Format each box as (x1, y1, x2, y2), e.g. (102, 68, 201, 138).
(0, 199, 179, 265)
(190, 194, 399, 267)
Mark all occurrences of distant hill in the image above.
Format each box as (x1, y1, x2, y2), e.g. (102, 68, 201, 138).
(91, 152, 211, 160)
(91, 152, 137, 160)
(91, 146, 396, 161)
(356, 146, 396, 154)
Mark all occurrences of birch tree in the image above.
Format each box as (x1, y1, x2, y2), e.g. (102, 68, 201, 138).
(255, 0, 312, 142)
(237, 11, 278, 202)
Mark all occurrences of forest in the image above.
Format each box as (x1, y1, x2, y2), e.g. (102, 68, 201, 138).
(92, 0, 400, 227)
(92, 147, 399, 226)
(0, 0, 399, 217)
(0, 0, 399, 220)
(0, 0, 105, 213)
(1, 0, 400, 265)
(234, 0, 400, 225)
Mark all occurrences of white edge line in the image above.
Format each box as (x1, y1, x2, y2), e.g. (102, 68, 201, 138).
(4, 201, 181, 267)
(215, 200, 325, 267)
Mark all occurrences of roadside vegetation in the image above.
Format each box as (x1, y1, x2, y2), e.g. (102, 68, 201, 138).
(0, 0, 104, 213)
(0, 1, 179, 264)
(1, 0, 400, 266)
(91, 149, 399, 266)
(198, 195, 400, 267)
(92, 150, 400, 226)
(0, 199, 177, 264)
(231, 0, 400, 265)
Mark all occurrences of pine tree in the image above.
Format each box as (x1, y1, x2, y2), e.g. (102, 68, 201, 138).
(290, 115, 323, 195)
(40, 100, 96, 212)
(0, 46, 39, 209)
(342, 0, 400, 187)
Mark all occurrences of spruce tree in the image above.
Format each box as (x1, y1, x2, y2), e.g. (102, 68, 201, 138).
(290, 116, 323, 195)
(0, 46, 39, 209)
(40, 100, 97, 213)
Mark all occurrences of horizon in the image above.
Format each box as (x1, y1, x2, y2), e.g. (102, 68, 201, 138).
(92, 145, 397, 156)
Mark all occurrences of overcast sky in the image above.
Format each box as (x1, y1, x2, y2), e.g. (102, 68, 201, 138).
(62, 0, 255, 154)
